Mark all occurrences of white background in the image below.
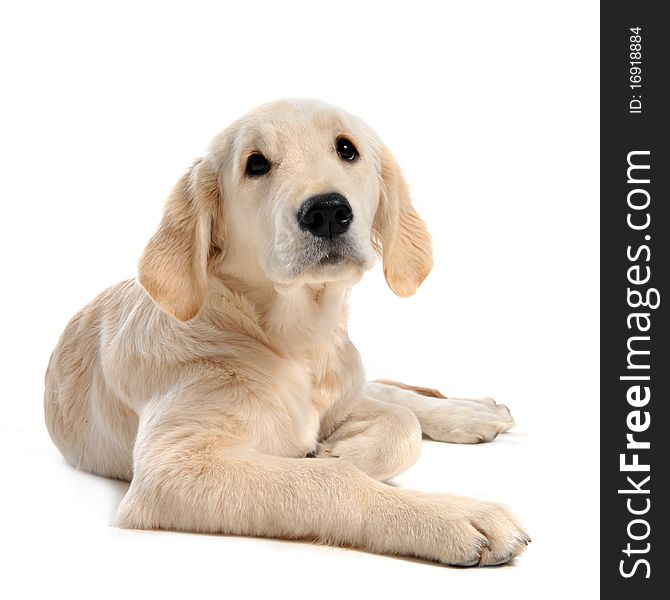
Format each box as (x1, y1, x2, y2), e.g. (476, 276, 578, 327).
(0, 1, 599, 598)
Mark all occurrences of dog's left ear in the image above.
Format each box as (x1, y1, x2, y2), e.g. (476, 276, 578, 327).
(373, 146, 433, 297)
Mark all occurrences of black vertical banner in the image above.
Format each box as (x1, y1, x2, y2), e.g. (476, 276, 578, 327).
(601, 2, 669, 596)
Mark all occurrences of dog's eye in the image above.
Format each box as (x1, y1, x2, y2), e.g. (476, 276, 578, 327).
(336, 137, 358, 162)
(246, 153, 271, 177)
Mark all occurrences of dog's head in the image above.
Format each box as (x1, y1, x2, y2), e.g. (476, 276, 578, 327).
(139, 99, 432, 321)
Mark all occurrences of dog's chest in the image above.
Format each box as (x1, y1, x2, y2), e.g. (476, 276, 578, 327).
(249, 342, 363, 458)
(229, 286, 364, 457)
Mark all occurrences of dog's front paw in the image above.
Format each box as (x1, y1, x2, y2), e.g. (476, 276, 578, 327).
(430, 495, 530, 566)
(423, 397, 515, 443)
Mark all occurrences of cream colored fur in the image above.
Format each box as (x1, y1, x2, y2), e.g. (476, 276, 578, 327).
(44, 99, 528, 567)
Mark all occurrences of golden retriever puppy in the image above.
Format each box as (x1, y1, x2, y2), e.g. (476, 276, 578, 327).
(44, 99, 528, 566)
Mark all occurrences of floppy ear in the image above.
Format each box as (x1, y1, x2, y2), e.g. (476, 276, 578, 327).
(138, 158, 220, 321)
(373, 146, 433, 297)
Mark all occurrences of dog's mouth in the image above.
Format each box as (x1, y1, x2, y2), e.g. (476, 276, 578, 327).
(298, 234, 363, 270)
(310, 244, 369, 272)
(290, 243, 369, 285)
(317, 251, 347, 265)
(269, 229, 374, 286)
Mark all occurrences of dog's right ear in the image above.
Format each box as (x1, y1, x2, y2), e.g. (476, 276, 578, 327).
(138, 159, 220, 322)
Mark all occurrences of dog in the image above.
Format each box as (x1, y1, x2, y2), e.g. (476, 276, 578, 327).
(44, 99, 529, 566)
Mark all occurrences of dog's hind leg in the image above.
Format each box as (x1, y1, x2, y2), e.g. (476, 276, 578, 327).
(365, 381, 515, 444)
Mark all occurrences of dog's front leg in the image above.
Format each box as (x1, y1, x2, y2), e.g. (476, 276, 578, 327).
(315, 398, 422, 481)
(115, 400, 528, 567)
(366, 381, 515, 443)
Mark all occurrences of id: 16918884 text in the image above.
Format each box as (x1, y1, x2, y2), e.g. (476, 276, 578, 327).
(629, 27, 643, 114)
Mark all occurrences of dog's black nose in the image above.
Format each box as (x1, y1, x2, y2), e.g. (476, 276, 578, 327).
(297, 193, 353, 239)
